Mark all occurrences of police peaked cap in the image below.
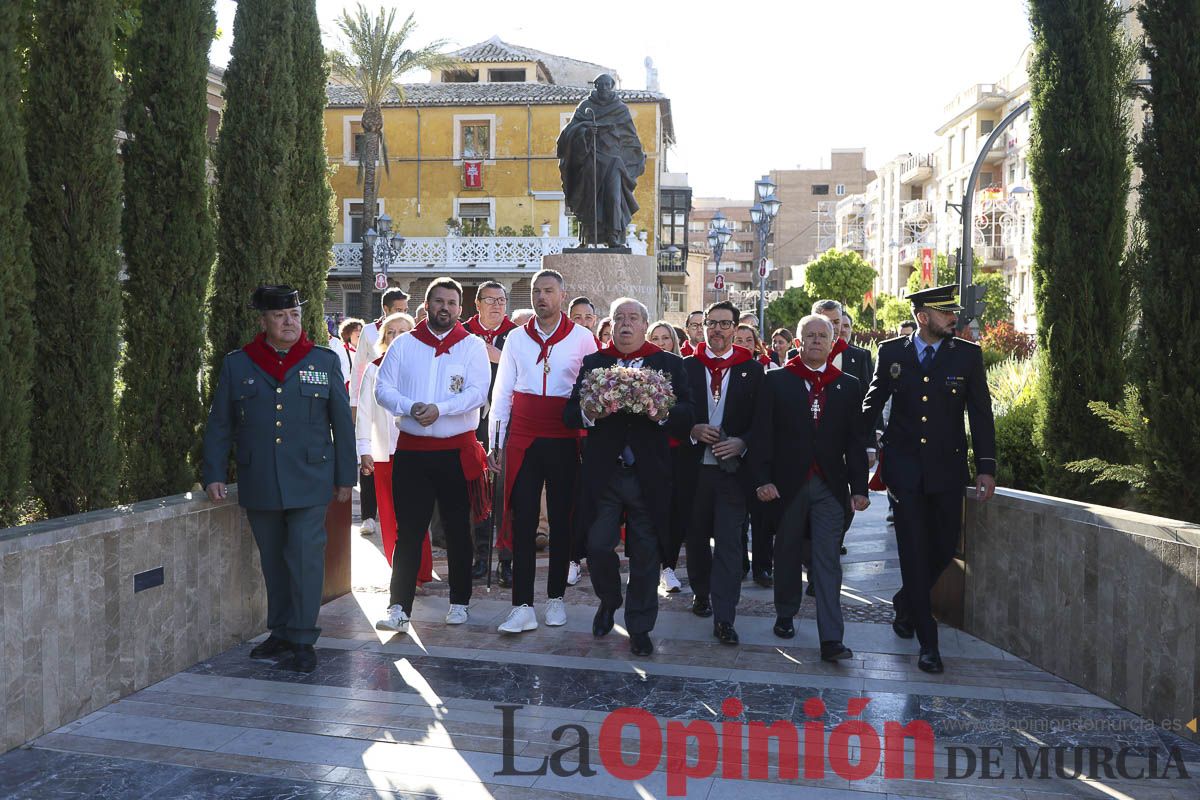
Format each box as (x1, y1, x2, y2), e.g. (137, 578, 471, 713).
(907, 284, 964, 312)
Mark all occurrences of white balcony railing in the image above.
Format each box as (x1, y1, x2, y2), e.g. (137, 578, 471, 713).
(330, 234, 647, 276)
(902, 199, 933, 221)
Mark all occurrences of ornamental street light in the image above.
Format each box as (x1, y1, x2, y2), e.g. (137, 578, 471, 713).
(750, 175, 781, 332)
(364, 212, 406, 286)
(707, 210, 733, 299)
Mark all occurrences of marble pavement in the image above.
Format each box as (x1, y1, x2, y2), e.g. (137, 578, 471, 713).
(1, 496, 1197, 799)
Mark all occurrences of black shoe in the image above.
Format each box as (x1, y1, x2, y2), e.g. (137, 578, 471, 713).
(805, 582, 815, 597)
(886, 512, 895, 523)
(918, 648, 944, 674)
(752, 570, 774, 589)
(593, 603, 617, 637)
(713, 621, 739, 645)
(250, 635, 292, 660)
(471, 559, 488, 579)
(691, 595, 713, 618)
(892, 614, 915, 639)
(820, 641, 853, 662)
(498, 560, 513, 589)
(773, 616, 795, 639)
(286, 644, 317, 673)
(839, 546, 848, 555)
(629, 632, 654, 657)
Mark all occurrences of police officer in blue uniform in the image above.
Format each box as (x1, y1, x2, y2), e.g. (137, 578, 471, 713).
(861, 285, 996, 674)
(202, 285, 356, 673)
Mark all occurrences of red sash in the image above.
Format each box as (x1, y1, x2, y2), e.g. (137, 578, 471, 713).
(496, 393, 580, 550)
(465, 314, 517, 346)
(524, 313, 576, 363)
(409, 320, 470, 357)
(242, 332, 314, 383)
(396, 430, 491, 524)
(600, 340, 661, 361)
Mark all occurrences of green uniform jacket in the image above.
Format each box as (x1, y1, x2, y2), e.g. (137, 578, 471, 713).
(202, 344, 357, 510)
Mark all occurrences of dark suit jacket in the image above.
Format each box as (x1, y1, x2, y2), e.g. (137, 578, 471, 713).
(862, 335, 996, 493)
(676, 354, 764, 500)
(565, 349, 695, 553)
(749, 368, 869, 511)
(785, 343, 872, 391)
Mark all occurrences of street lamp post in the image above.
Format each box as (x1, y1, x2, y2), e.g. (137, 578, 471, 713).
(706, 210, 732, 301)
(363, 213, 406, 308)
(750, 176, 782, 333)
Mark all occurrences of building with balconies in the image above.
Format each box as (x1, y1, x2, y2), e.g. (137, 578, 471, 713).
(322, 37, 675, 315)
(689, 200, 756, 307)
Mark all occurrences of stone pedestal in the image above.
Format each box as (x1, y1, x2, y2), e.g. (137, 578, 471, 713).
(542, 252, 657, 318)
(321, 495, 352, 603)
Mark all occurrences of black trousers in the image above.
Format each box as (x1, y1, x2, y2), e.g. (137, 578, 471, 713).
(587, 467, 659, 634)
(749, 498, 775, 573)
(889, 487, 963, 651)
(662, 446, 691, 570)
(390, 449, 474, 613)
(686, 467, 746, 624)
(510, 437, 579, 606)
(360, 469, 377, 521)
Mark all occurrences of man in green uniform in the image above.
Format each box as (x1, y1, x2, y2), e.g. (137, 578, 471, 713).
(202, 285, 356, 673)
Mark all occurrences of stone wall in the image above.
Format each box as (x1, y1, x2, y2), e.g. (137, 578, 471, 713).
(542, 252, 657, 319)
(0, 490, 266, 754)
(962, 489, 1200, 742)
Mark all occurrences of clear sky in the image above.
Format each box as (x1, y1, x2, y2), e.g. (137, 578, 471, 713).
(211, 0, 1033, 200)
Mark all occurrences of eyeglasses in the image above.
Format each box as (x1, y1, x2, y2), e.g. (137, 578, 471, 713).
(704, 319, 735, 329)
(478, 296, 507, 306)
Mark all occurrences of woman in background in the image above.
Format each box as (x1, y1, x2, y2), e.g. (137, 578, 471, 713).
(335, 318, 364, 391)
(597, 316, 613, 346)
(648, 320, 681, 355)
(734, 324, 773, 368)
(769, 327, 793, 367)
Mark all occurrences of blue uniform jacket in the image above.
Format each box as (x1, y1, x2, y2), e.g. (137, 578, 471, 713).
(202, 344, 357, 510)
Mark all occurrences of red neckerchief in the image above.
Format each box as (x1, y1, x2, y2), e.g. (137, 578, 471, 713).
(524, 313, 576, 364)
(409, 319, 470, 357)
(693, 343, 753, 398)
(372, 355, 384, 367)
(758, 353, 772, 366)
(242, 332, 314, 383)
(465, 314, 517, 346)
(374, 318, 383, 331)
(784, 356, 842, 424)
(680, 340, 695, 357)
(601, 339, 661, 362)
(828, 337, 849, 364)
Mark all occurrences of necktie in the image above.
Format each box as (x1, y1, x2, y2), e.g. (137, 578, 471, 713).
(709, 364, 726, 400)
(921, 345, 935, 371)
(619, 358, 638, 466)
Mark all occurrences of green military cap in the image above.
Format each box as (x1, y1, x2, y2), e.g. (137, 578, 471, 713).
(907, 284, 964, 312)
(250, 284, 305, 311)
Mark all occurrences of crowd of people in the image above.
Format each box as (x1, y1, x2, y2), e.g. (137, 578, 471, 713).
(202, 273, 996, 677)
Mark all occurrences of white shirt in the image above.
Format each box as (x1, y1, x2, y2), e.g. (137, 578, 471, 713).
(355, 362, 399, 460)
(490, 316, 598, 448)
(692, 348, 734, 465)
(375, 329, 490, 439)
(334, 339, 354, 388)
(349, 320, 382, 407)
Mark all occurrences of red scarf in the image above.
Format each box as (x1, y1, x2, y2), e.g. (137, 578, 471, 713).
(465, 314, 517, 346)
(693, 343, 753, 398)
(601, 339, 661, 362)
(758, 354, 772, 367)
(409, 319, 470, 357)
(680, 340, 695, 357)
(242, 332, 315, 383)
(784, 356, 842, 425)
(828, 337, 849, 364)
(524, 313, 576, 363)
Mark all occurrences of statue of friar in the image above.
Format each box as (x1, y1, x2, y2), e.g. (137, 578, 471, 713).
(557, 74, 646, 249)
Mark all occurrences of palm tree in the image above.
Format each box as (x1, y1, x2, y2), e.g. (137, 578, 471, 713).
(329, 5, 459, 318)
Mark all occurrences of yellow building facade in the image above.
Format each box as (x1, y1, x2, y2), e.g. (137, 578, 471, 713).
(323, 38, 674, 315)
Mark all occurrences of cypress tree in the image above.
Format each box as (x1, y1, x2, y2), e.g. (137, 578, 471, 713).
(1027, 0, 1132, 503)
(283, 0, 334, 343)
(118, 0, 216, 500)
(0, 1, 33, 525)
(25, 0, 123, 516)
(206, 0, 296, 392)
(1134, 0, 1200, 520)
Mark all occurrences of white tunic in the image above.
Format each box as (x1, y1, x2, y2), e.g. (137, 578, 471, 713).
(374, 329, 490, 439)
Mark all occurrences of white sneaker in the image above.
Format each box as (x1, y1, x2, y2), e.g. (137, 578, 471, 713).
(660, 567, 682, 593)
(544, 597, 567, 627)
(567, 560, 582, 586)
(445, 604, 469, 625)
(360, 517, 377, 536)
(498, 605, 538, 633)
(375, 604, 409, 633)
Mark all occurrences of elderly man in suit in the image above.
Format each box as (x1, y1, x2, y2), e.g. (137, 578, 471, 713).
(565, 297, 694, 657)
(751, 313, 869, 662)
(202, 285, 357, 673)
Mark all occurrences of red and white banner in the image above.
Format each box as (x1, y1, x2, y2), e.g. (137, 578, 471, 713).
(920, 248, 934, 288)
(463, 160, 482, 189)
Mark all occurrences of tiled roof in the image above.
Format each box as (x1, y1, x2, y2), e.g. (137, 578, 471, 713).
(449, 37, 616, 88)
(326, 81, 663, 108)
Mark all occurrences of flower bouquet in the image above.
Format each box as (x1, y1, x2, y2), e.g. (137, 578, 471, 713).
(579, 366, 676, 418)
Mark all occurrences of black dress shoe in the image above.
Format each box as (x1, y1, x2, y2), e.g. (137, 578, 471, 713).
(820, 641, 853, 662)
(471, 559, 488, 579)
(691, 595, 713, 618)
(713, 621, 739, 645)
(497, 560, 513, 588)
(286, 644, 317, 673)
(839, 546, 848, 555)
(249, 635, 292, 660)
(918, 649, 944, 674)
(892, 614, 915, 639)
(886, 511, 895, 523)
(773, 616, 795, 639)
(752, 570, 774, 588)
(629, 632, 654, 657)
(593, 603, 617, 637)
(805, 582, 815, 597)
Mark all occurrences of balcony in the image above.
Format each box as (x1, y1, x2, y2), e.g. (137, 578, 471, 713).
(657, 251, 688, 274)
(330, 235, 645, 276)
(902, 199, 933, 222)
(900, 153, 935, 185)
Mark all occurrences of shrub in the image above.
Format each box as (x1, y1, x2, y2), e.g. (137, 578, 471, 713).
(989, 355, 1044, 491)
